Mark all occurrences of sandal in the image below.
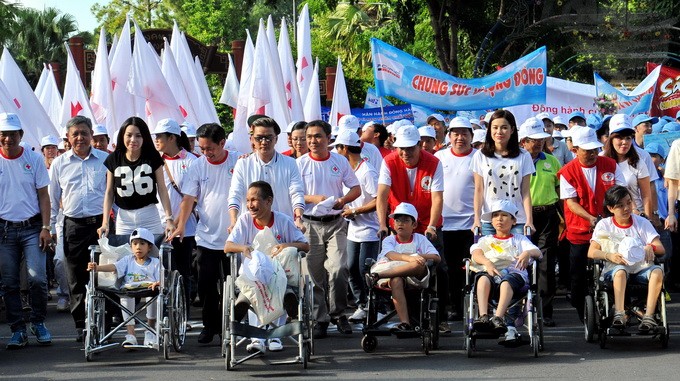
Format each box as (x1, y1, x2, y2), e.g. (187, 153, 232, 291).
(611, 312, 626, 329)
(365, 273, 379, 288)
(390, 322, 412, 332)
(638, 315, 658, 333)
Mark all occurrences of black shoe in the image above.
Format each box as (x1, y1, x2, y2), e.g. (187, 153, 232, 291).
(473, 314, 491, 332)
(543, 317, 556, 327)
(390, 322, 412, 332)
(336, 315, 353, 334)
(198, 328, 215, 344)
(76, 328, 84, 343)
(489, 316, 507, 335)
(313, 322, 328, 339)
(283, 292, 298, 320)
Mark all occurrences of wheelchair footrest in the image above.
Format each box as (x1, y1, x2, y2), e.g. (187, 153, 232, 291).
(605, 328, 632, 336)
(231, 321, 303, 339)
(362, 329, 393, 337)
(393, 330, 420, 339)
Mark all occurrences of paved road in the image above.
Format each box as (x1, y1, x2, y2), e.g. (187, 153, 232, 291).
(2, 292, 680, 380)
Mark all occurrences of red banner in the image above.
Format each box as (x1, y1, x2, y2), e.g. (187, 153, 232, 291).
(647, 62, 680, 118)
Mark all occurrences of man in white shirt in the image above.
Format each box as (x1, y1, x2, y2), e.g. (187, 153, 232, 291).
(297, 120, 361, 338)
(228, 117, 305, 232)
(49, 116, 108, 342)
(169, 123, 239, 344)
(0, 112, 53, 348)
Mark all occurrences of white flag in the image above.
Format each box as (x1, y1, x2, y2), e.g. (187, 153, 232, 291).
(90, 27, 117, 139)
(109, 16, 135, 130)
(109, 32, 118, 65)
(38, 65, 62, 133)
(278, 17, 304, 122)
(34, 64, 49, 100)
(232, 30, 255, 154)
(328, 58, 351, 131)
(264, 17, 292, 151)
(161, 38, 198, 126)
(218, 54, 239, 109)
(303, 58, 321, 121)
(193, 56, 219, 123)
(60, 42, 96, 129)
(296, 4, 313, 104)
(0, 48, 59, 148)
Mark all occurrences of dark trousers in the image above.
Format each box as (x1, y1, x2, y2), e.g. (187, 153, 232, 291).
(170, 236, 195, 320)
(531, 205, 559, 319)
(442, 229, 474, 314)
(430, 228, 449, 321)
(569, 242, 590, 320)
(62, 215, 103, 329)
(196, 246, 229, 332)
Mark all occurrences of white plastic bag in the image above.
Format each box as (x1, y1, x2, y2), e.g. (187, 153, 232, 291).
(97, 237, 131, 289)
(274, 247, 300, 287)
(235, 255, 287, 325)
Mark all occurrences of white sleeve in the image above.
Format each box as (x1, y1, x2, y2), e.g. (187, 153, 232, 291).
(470, 150, 483, 176)
(518, 235, 541, 260)
(377, 236, 396, 261)
(284, 218, 308, 244)
(430, 161, 444, 192)
(34, 154, 50, 189)
(227, 158, 246, 211)
(417, 234, 439, 256)
(378, 160, 392, 186)
(560, 176, 577, 199)
(48, 159, 61, 227)
(226, 215, 248, 246)
(287, 159, 306, 211)
(638, 216, 660, 244)
(342, 159, 360, 189)
(521, 151, 536, 177)
(638, 147, 659, 182)
(182, 160, 200, 198)
(363, 166, 379, 198)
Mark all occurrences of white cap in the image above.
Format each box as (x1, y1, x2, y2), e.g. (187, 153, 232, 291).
(552, 130, 563, 139)
(426, 113, 445, 123)
(448, 116, 472, 130)
(129, 227, 155, 246)
(535, 112, 553, 122)
(153, 118, 181, 136)
(40, 135, 60, 147)
(418, 125, 436, 139)
(571, 126, 603, 150)
(57, 141, 65, 150)
(92, 124, 108, 137)
(618, 236, 645, 265)
(484, 111, 494, 123)
(553, 115, 566, 126)
(338, 115, 360, 131)
(393, 125, 421, 148)
(388, 202, 418, 221)
(472, 129, 487, 144)
(518, 117, 550, 141)
(608, 113, 633, 135)
(61, 127, 68, 139)
(362, 121, 376, 131)
(0, 113, 21, 131)
(482, 199, 519, 221)
(180, 122, 197, 137)
(469, 118, 481, 127)
(286, 121, 298, 133)
(329, 128, 361, 147)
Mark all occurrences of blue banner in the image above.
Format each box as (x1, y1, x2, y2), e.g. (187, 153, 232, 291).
(371, 38, 547, 111)
(364, 87, 394, 108)
(594, 66, 660, 116)
(322, 104, 415, 126)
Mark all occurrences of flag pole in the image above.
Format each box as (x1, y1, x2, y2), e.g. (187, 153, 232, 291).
(379, 96, 386, 126)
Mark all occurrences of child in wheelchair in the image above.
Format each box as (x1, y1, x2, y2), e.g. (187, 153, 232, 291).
(587, 185, 665, 333)
(365, 202, 440, 332)
(470, 199, 541, 345)
(87, 227, 161, 347)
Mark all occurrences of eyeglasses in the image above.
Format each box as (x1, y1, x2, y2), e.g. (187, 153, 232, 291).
(252, 135, 275, 143)
(291, 137, 306, 142)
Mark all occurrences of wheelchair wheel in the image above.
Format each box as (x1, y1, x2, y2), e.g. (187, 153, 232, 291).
(225, 339, 233, 371)
(301, 341, 309, 369)
(361, 335, 378, 353)
(222, 275, 233, 362)
(584, 295, 596, 343)
(661, 325, 670, 349)
(303, 275, 315, 355)
(422, 333, 431, 355)
(465, 336, 474, 358)
(169, 272, 187, 352)
(429, 298, 439, 350)
(163, 329, 170, 360)
(85, 290, 105, 362)
(536, 296, 545, 352)
(599, 328, 607, 349)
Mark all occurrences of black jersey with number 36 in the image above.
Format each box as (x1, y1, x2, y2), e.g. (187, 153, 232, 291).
(104, 151, 163, 210)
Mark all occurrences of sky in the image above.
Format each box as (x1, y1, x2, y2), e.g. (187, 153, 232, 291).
(16, 0, 101, 33)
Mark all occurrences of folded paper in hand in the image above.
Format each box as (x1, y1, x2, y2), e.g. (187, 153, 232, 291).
(311, 196, 336, 216)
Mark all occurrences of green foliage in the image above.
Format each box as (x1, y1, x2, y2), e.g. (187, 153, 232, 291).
(91, 0, 180, 34)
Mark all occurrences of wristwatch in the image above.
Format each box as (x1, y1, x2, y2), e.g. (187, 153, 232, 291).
(42, 225, 51, 231)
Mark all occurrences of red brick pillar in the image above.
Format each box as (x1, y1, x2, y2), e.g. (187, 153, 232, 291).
(231, 40, 245, 82)
(325, 66, 336, 106)
(68, 36, 86, 85)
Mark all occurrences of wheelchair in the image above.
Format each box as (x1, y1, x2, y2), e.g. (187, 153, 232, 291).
(83, 243, 187, 361)
(583, 260, 669, 349)
(221, 250, 315, 370)
(462, 260, 544, 357)
(360, 258, 439, 355)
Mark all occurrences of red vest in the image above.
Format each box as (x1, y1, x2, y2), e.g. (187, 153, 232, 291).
(558, 156, 618, 244)
(384, 150, 442, 234)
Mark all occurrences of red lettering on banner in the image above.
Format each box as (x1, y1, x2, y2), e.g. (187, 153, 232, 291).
(412, 75, 449, 95)
(617, 86, 654, 109)
(448, 83, 471, 96)
(660, 77, 680, 98)
(513, 67, 545, 87)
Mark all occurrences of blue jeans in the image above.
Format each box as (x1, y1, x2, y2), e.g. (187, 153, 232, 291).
(347, 240, 380, 306)
(0, 224, 48, 332)
(481, 222, 526, 236)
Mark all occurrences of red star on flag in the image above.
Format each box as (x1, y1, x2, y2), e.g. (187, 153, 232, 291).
(70, 101, 83, 117)
(13, 98, 21, 109)
(111, 79, 116, 91)
(145, 102, 152, 117)
(179, 105, 188, 118)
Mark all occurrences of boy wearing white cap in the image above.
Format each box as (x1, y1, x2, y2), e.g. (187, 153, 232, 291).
(0, 112, 53, 348)
(366, 202, 440, 332)
(418, 125, 437, 154)
(92, 124, 111, 153)
(40, 135, 60, 169)
(426, 113, 447, 150)
(558, 125, 624, 321)
(537, 112, 571, 166)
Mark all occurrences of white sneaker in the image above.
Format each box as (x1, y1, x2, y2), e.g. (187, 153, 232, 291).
(503, 326, 518, 342)
(267, 338, 283, 352)
(246, 339, 265, 353)
(349, 307, 366, 322)
(144, 331, 156, 347)
(122, 334, 138, 347)
(56, 297, 69, 312)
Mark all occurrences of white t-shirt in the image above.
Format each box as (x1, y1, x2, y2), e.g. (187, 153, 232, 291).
(560, 162, 626, 199)
(377, 157, 445, 192)
(346, 159, 380, 242)
(635, 146, 659, 182)
(0, 147, 50, 221)
(470, 149, 535, 223)
(591, 214, 659, 274)
(470, 234, 540, 283)
(360, 142, 383, 173)
(114, 255, 161, 288)
(377, 233, 439, 263)
(182, 151, 238, 250)
(297, 151, 360, 216)
(227, 210, 307, 247)
(158, 150, 198, 237)
(435, 148, 476, 230)
(665, 139, 680, 181)
(617, 160, 649, 212)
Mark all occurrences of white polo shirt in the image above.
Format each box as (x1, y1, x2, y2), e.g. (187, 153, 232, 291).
(435, 147, 476, 231)
(297, 151, 360, 216)
(158, 149, 198, 237)
(183, 150, 238, 250)
(346, 158, 380, 242)
(0, 147, 50, 221)
(227, 210, 307, 247)
(360, 141, 383, 173)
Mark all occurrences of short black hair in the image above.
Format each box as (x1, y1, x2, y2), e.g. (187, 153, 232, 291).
(249, 180, 274, 200)
(603, 185, 631, 217)
(251, 117, 281, 135)
(372, 123, 388, 145)
(305, 120, 332, 136)
(196, 123, 226, 144)
(336, 144, 362, 154)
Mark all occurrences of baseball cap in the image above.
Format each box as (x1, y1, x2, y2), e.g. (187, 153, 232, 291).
(586, 114, 602, 130)
(393, 125, 421, 148)
(40, 135, 60, 148)
(484, 111, 494, 123)
(338, 115, 360, 131)
(652, 119, 667, 134)
(329, 128, 361, 147)
(608, 114, 633, 134)
(426, 113, 445, 124)
(536, 112, 553, 122)
(645, 142, 666, 159)
(153, 118, 181, 136)
(568, 111, 586, 122)
(92, 124, 108, 137)
(180, 122, 197, 137)
(552, 130, 564, 139)
(553, 115, 566, 126)
(0, 112, 21, 131)
(388, 202, 418, 221)
(631, 114, 658, 127)
(472, 129, 486, 144)
(481, 199, 519, 221)
(571, 126, 603, 150)
(247, 114, 268, 126)
(286, 121, 298, 134)
(57, 141, 65, 150)
(362, 121, 376, 132)
(418, 125, 436, 139)
(518, 117, 550, 141)
(469, 118, 482, 128)
(662, 122, 680, 133)
(129, 227, 156, 246)
(448, 116, 472, 131)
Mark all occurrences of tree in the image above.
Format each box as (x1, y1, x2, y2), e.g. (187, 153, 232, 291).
(91, 0, 181, 33)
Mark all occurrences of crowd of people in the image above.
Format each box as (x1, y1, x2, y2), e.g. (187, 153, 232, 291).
(1, 106, 679, 352)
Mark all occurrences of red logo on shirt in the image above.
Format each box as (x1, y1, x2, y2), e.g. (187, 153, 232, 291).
(332, 165, 339, 173)
(420, 176, 432, 191)
(276, 234, 282, 242)
(601, 172, 615, 186)
(24, 163, 31, 172)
